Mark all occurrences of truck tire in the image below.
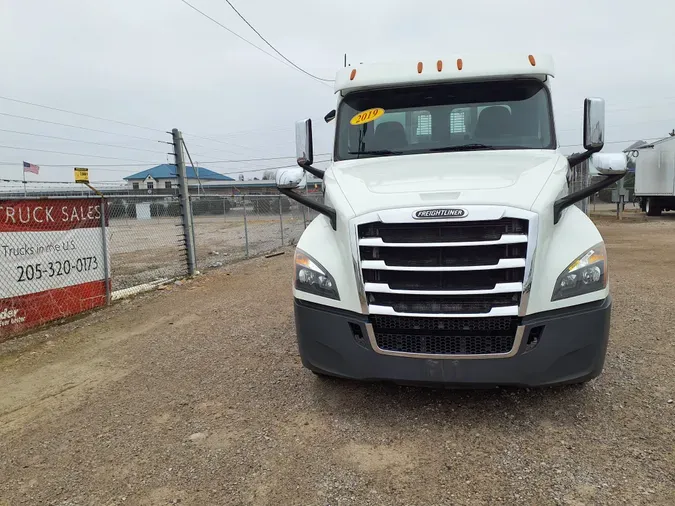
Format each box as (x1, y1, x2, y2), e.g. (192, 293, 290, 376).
(646, 198, 662, 217)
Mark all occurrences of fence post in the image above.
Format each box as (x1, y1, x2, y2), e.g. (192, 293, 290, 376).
(100, 195, 111, 305)
(189, 195, 198, 267)
(302, 204, 307, 229)
(172, 128, 196, 275)
(243, 196, 250, 258)
(279, 194, 284, 247)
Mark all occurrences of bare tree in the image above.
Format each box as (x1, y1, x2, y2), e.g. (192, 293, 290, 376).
(262, 170, 276, 180)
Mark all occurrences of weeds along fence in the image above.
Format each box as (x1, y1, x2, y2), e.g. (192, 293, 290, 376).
(0, 185, 321, 341)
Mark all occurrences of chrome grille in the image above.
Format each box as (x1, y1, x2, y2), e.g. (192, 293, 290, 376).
(358, 215, 531, 357)
(358, 218, 527, 244)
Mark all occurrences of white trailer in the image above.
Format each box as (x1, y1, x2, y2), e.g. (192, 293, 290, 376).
(634, 136, 675, 216)
(276, 54, 627, 387)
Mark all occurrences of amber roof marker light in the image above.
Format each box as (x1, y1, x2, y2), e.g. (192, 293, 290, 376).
(528, 54, 536, 66)
(417, 62, 423, 74)
(436, 60, 443, 72)
(349, 69, 357, 80)
(456, 58, 463, 70)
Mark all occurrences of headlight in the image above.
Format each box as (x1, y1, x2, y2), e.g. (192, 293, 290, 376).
(551, 242, 607, 301)
(294, 249, 339, 300)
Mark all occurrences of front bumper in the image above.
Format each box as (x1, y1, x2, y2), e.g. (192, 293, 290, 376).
(294, 297, 611, 387)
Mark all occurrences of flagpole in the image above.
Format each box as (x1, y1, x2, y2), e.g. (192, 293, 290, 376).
(22, 166, 26, 197)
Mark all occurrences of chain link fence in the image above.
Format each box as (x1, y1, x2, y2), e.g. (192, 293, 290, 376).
(569, 159, 592, 214)
(0, 182, 323, 340)
(105, 195, 188, 295)
(191, 193, 322, 269)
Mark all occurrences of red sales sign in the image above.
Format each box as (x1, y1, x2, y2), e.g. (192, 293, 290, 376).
(0, 199, 110, 339)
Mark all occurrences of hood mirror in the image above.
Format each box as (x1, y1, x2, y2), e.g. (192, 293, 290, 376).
(275, 167, 306, 190)
(282, 119, 336, 230)
(591, 152, 628, 175)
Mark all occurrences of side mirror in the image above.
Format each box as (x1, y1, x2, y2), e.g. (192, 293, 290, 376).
(282, 118, 336, 229)
(324, 110, 336, 123)
(295, 119, 314, 167)
(276, 167, 306, 190)
(583, 98, 605, 151)
(591, 153, 628, 175)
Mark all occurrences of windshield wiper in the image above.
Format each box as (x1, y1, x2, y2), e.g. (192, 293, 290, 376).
(430, 144, 495, 152)
(348, 149, 403, 156)
(431, 144, 533, 152)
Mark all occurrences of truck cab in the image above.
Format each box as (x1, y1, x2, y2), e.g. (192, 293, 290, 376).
(277, 54, 626, 387)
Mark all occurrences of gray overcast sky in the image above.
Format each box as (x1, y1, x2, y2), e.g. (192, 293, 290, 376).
(1, 0, 674, 184)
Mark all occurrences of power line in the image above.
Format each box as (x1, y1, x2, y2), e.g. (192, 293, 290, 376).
(0, 112, 166, 144)
(196, 153, 331, 164)
(0, 159, 330, 176)
(0, 161, 161, 167)
(0, 165, 157, 175)
(199, 124, 293, 139)
(176, 139, 264, 157)
(212, 159, 331, 175)
(555, 97, 675, 117)
(178, 0, 332, 88)
(1, 178, 130, 185)
(559, 137, 664, 148)
(0, 95, 166, 133)
(221, 0, 333, 83)
(0, 128, 169, 155)
(182, 131, 274, 154)
(183, 135, 304, 158)
(180, 135, 305, 170)
(0, 144, 161, 163)
(0, 108, 305, 149)
(182, 131, 286, 155)
(178, 0, 289, 67)
(558, 116, 675, 134)
(191, 116, 326, 139)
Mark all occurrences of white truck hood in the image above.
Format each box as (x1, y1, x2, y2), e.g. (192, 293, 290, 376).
(331, 150, 563, 216)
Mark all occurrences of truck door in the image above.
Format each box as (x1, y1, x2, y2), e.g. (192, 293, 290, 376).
(636, 149, 665, 195)
(667, 150, 675, 195)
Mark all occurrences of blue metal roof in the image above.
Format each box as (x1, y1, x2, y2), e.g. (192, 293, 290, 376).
(124, 164, 234, 181)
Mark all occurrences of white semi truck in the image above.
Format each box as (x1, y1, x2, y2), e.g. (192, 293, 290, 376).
(276, 54, 627, 387)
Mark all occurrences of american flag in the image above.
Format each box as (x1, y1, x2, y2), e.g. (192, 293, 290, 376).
(23, 161, 39, 175)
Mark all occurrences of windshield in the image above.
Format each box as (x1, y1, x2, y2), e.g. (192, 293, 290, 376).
(335, 79, 555, 160)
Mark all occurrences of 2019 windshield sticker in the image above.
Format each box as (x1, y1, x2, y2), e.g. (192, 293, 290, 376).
(350, 108, 385, 126)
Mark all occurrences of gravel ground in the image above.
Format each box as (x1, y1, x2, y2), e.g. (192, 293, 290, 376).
(0, 215, 674, 506)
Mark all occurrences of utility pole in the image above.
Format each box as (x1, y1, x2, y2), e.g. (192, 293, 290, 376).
(172, 128, 197, 276)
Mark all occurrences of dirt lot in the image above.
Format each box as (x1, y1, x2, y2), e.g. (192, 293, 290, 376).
(1, 215, 674, 505)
